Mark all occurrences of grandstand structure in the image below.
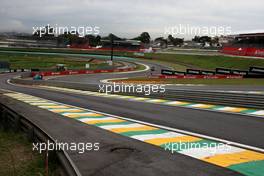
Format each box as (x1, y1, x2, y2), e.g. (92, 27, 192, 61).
(101, 40, 142, 52)
(69, 39, 142, 52)
(221, 33, 264, 57)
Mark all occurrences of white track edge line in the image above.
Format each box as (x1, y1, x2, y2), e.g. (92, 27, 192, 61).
(3, 88, 264, 153)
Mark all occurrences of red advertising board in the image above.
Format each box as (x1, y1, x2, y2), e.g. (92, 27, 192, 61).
(158, 75, 243, 79)
(221, 47, 264, 57)
(31, 68, 134, 77)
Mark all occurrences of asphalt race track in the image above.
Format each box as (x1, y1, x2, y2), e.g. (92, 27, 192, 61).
(1, 53, 264, 176)
(49, 60, 166, 84)
(2, 50, 264, 91)
(1, 72, 264, 148)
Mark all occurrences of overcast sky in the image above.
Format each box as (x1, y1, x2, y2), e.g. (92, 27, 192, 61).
(0, 0, 263, 39)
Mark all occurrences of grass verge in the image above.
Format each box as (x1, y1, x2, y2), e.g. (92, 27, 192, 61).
(0, 53, 116, 70)
(2, 47, 264, 71)
(143, 53, 264, 70)
(114, 77, 264, 85)
(0, 129, 57, 176)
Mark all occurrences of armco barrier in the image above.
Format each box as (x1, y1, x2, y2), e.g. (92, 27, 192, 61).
(31, 68, 134, 77)
(160, 69, 249, 78)
(10, 77, 264, 109)
(1, 89, 199, 176)
(1, 69, 30, 73)
(158, 75, 243, 79)
(69, 46, 141, 53)
(0, 96, 80, 176)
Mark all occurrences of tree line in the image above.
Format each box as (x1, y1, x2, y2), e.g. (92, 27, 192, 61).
(32, 26, 219, 47)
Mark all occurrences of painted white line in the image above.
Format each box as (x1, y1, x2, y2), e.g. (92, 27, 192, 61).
(36, 85, 264, 120)
(30, 102, 57, 105)
(250, 110, 264, 116)
(49, 108, 82, 112)
(179, 145, 244, 159)
(164, 101, 187, 105)
(100, 123, 143, 130)
(216, 107, 240, 111)
(100, 62, 150, 83)
(131, 132, 185, 141)
(189, 104, 210, 108)
(79, 117, 115, 122)
(0, 88, 14, 93)
(24, 100, 49, 103)
(62, 112, 97, 116)
(47, 62, 149, 81)
(11, 97, 37, 100)
(7, 79, 17, 87)
(4, 90, 264, 153)
(100, 77, 129, 84)
(131, 97, 150, 101)
(145, 99, 168, 103)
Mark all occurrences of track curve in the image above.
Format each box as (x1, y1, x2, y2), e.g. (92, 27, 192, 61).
(1, 52, 264, 176)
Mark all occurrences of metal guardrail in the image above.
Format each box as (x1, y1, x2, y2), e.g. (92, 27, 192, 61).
(0, 99, 81, 176)
(154, 89, 264, 109)
(11, 77, 264, 109)
(108, 89, 264, 109)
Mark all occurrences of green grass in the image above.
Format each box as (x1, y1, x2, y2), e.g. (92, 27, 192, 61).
(0, 47, 122, 56)
(164, 78, 264, 85)
(139, 59, 187, 71)
(134, 63, 147, 71)
(143, 53, 264, 70)
(119, 77, 264, 85)
(2, 47, 263, 71)
(0, 53, 115, 70)
(0, 129, 57, 176)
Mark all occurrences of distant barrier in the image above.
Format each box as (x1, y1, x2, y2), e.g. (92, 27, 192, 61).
(161, 67, 264, 79)
(158, 75, 243, 79)
(10, 77, 264, 109)
(0, 97, 80, 176)
(31, 68, 135, 77)
(221, 47, 264, 57)
(69, 46, 141, 53)
(0, 69, 30, 73)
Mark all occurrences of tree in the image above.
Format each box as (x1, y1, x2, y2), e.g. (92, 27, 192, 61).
(192, 36, 200, 42)
(167, 35, 184, 46)
(154, 37, 167, 48)
(211, 36, 220, 46)
(133, 32, 151, 44)
(102, 33, 122, 41)
(168, 35, 174, 43)
(154, 37, 164, 41)
(199, 36, 212, 43)
(95, 35, 102, 45)
(192, 36, 212, 46)
(85, 35, 101, 46)
(57, 32, 79, 45)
